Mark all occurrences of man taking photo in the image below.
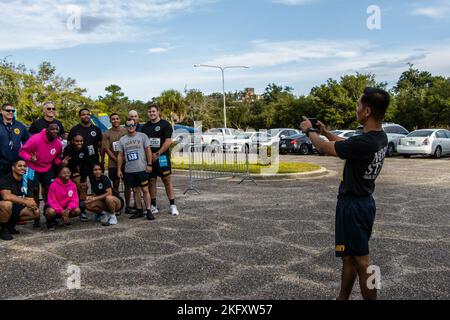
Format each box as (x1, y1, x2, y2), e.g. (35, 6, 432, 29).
(300, 87, 389, 300)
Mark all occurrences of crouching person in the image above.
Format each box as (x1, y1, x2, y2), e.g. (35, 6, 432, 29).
(0, 159, 40, 241)
(85, 164, 122, 226)
(46, 166, 81, 230)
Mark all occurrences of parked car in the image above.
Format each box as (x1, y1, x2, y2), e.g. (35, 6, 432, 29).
(383, 123, 409, 157)
(280, 133, 314, 155)
(331, 130, 356, 139)
(258, 128, 301, 147)
(202, 128, 241, 150)
(222, 132, 257, 153)
(397, 129, 450, 159)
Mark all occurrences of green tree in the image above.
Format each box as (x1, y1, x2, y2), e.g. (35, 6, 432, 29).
(157, 89, 188, 125)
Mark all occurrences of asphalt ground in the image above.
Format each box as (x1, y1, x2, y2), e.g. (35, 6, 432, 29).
(0, 154, 449, 300)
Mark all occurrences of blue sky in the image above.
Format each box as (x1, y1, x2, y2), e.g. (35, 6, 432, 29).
(1, 0, 449, 101)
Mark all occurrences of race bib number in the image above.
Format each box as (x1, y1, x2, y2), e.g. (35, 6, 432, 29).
(127, 151, 139, 162)
(87, 145, 95, 156)
(159, 154, 169, 168)
(149, 138, 161, 148)
(112, 141, 121, 152)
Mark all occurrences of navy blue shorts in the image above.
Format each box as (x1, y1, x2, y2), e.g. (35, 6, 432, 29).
(149, 154, 172, 179)
(123, 171, 149, 189)
(335, 195, 376, 258)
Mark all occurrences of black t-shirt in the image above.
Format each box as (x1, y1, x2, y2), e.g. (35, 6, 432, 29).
(63, 144, 92, 180)
(68, 124, 103, 162)
(91, 175, 112, 196)
(0, 173, 34, 200)
(141, 119, 173, 155)
(29, 118, 65, 135)
(334, 131, 388, 197)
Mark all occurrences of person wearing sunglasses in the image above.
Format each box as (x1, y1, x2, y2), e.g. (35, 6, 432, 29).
(0, 103, 30, 176)
(117, 119, 155, 221)
(29, 101, 65, 137)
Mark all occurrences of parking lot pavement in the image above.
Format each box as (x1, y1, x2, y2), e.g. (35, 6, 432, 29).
(0, 155, 449, 300)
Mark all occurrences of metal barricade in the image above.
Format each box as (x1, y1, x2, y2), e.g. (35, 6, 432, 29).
(182, 139, 256, 194)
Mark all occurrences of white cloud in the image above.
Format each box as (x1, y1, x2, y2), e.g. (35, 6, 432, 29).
(203, 40, 372, 68)
(86, 41, 450, 99)
(272, 0, 317, 5)
(410, 0, 450, 20)
(148, 47, 169, 54)
(0, 0, 214, 50)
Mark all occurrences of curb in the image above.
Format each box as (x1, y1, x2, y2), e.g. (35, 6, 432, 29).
(172, 167, 328, 180)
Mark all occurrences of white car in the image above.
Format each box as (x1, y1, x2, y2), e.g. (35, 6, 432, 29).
(259, 128, 301, 147)
(202, 128, 241, 149)
(383, 123, 409, 157)
(331, 130, 356, 139)
(397, 129, 450, 158)
(222, 132, 257, 153)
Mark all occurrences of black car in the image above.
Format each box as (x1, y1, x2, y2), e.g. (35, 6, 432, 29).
(279, 133, 314, 155)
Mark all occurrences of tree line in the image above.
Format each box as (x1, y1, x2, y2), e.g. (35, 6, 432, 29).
(1, 59, 449, 132)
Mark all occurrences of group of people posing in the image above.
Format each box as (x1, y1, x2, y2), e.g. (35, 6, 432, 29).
(0, 102, 179, 241)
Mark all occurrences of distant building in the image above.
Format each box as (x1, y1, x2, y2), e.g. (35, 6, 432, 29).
(242, 88, 263, 102)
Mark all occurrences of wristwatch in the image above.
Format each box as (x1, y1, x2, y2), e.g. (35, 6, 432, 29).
(305, 127, 318, 137)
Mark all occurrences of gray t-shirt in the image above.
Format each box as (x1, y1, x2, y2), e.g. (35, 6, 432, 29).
(119, 133, 151, 173)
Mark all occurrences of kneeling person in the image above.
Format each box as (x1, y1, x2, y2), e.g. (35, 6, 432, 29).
(46, 167, 81, 230)
(85, 164, 122, 226)
(0, 159, 40, 241)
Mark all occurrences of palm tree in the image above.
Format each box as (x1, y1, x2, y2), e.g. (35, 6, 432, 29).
(157, 89, 188, 125)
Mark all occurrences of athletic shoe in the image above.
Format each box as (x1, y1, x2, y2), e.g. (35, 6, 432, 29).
(80, 212, 89, 222)
(33, 218, 41, 228)
(46, 221, 55, 231)
(125, 207, 136, 215)
(109, 214, 118, 225)
(63, 221, 72, 228)
(8, 227, 20, 235)
(146, 210, 155, 221)
(100, 213, 111, 224)
(17, 220, 27, 226)
(92, 213, 104, 223)
(0, 229, 13, 241)
(169, 205, 179, 216)
(150, 205, 159, 215)
(130, 211, 144, 220)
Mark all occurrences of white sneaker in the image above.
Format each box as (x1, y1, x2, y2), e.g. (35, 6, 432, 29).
(169, 205, 179, 216)
(109, 214, 118, 225)
(150, 205, 159, 215)
(100, 212, 110, 224)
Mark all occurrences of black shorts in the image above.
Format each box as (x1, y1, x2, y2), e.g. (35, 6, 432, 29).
(123, 171, 150, 189)
(335, 195, 376, 258)
(12, 204, 25, 221)
(108, 167, 122, 183)
(149, 154, 172, 179)
(32, 170, 56, 189)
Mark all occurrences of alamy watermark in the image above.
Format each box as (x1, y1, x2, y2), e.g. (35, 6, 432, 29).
(66, 264, 81, 290)
(367, 5, 382, 30)
(367, 265, 382, 290)
(66, 5, 81, 31)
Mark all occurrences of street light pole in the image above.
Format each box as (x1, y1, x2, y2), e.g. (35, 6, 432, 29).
(194, 64, 249, 129)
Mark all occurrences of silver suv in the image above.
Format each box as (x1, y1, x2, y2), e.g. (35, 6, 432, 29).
(383, 123, 409, 157)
